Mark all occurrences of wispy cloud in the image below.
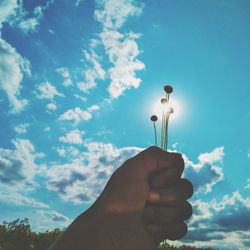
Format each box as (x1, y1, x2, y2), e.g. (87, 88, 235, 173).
(46, 102, 57, 111)
(94, 0, 145, 99)
(56, 146, 80, 158)
(0, 1, 33, 113)
(95, 0, 143, 30)
(14, 123, 29, 134)
(100, 31, 145, 98)
(244, 178, 250, 189)
(0, 190, 70, 231)
(45, 144, 227, 205)
(183, 147, 224, 193)
(56, 67, 73, 87)
(7, 0, 55, 34)
(0, 139, 39, 186)
(183, 192, 250, 249)
(0, 38, 30, 113)
(0, 0, 18, 29)
(76, 0, 144, 99)
(46, 141, 142, 204)
(36, 81, 64, 100)
(59, 105, 100, 124)
(77, 48, 106, 93)
(0, 192, 49, 209)
(59, 129, 85, 145)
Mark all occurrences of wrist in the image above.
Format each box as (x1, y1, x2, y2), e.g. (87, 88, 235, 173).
(50, 207, 116, 250)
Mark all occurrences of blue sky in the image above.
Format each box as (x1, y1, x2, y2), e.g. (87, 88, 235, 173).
(0, 0, 250, 249)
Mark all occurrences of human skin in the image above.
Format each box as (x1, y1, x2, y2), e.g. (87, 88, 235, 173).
(50, 146, 193, 250)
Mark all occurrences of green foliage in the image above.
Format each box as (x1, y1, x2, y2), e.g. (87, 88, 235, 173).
(0, 219, 219, 250)
(0, 219, 62, 250)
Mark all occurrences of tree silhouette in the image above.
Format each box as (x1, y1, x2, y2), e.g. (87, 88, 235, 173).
(0, 219, 217, 250)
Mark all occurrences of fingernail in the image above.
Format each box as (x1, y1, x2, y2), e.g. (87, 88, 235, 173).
(148, 191, 160, 202)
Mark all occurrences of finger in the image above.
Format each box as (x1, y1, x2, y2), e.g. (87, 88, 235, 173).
(146, 222, 187, 241)
(147, 179, 193, 205)
(143, 201, 192, 223)
(157, 151, 184, 171)
(149, 166, 183, 189)
(134, 147, 184, 175)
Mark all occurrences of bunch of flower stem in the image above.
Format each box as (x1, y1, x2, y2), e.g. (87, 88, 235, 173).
(161, 110, 170, 151)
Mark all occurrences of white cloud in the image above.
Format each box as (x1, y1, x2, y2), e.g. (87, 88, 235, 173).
(56, 146, 80, 158)
(0, 38, 30, 113)
(198, 147, 224, 164)
(16, 6, 43, 33)
(48, 28, 55, 34)
(14, 123, 29, 134)
(101, 31, 145, 98)
(0, 191, 48, 209)
(0, 1, 33, 113)
(59, 107, 91, 123)
(183, 147, 224, 193)
(62, 78, 72, 87)
(77, 49, 106, 93)
(46, 144, 227, 206)
(59, 105, 99, 124)
(46, 102, 57, 110)
(0, 139, 38, 186)
(7, 0, 55, 34)
(56, 67, 72, 87)
(183, 192, 250, 249)
(76, 0, 144, 99)
(74, 94, 87, 102)
(0, 136, 70, 232)
(56, 67, 70, 78)
(95, 0, 143, 30)
(75, 0, 84, 7)
(46, 142, 142, 204)
(0, 191, 70, 232)
(87, 104, 100, 112)
(36, 81, 64, 100)
(44, 126, 50, 132)
(56, 147, 66, 157)
(94, 0, 145, 99)
(29, 209, 69, 232)
(59, 129, 84, 145)
(244, 178, 250, 189)
(0, 0, 18, 29)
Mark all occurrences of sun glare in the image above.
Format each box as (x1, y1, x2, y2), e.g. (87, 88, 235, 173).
(153, 97, 182, 122)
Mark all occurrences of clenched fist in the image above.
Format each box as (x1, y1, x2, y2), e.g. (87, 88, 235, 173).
(50, 146, 193, 250)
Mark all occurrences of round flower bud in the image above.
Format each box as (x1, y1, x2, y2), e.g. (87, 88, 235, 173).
(161, 98, 167, 104)
(151, 115, 158, 122)
(164, 85, 173, 94)
(168, 107, 174, 114)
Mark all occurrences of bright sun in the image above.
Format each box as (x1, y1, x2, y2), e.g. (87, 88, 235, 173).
(153, 97, 182, 122)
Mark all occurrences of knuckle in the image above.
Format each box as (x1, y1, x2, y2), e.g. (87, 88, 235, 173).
(175, 222, 188, 240)
(181, 178, 193, 198)
(147, 146, 161, 154)
(184, 201, 193, 219)
(123, 157, 136, 166)
(180, 222, 188, 237)
(170, 153, 185, 170)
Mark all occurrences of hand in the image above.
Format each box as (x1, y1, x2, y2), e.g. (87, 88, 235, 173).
(50, 146, 193, 250)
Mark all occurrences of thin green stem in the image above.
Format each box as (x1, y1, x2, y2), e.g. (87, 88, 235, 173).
(164, 114, 170, 151)
(161, 113, 165, 149)
(153, 122, 157, 146)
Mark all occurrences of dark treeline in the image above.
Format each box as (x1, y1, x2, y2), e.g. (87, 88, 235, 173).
(0, 219, 218, 250)
(0, 218, 61, 250)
